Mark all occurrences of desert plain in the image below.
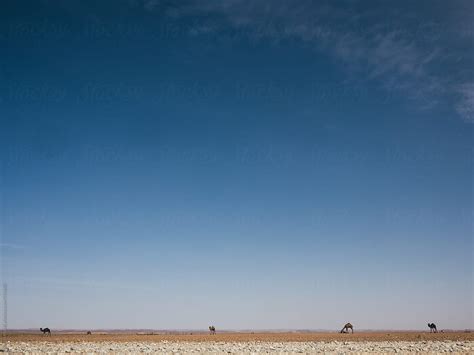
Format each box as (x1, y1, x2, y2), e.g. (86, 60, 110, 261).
(2, 331, 473, 353)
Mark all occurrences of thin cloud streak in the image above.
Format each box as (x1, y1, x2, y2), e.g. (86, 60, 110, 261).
(455, 83, 474, 123)
(0, 243, 26, 250)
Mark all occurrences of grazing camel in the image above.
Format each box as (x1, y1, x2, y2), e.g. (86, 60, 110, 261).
(40, 327, 51, 336)
(209, 325, 216, 335)
(87, 331, 92, 335)
(340, 323, 354, 334)
(428, 323, 437, 333)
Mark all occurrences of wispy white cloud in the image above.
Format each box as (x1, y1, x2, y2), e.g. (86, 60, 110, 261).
(455, 83, 474, 123)
(12, 276, 157, 291)
(142, 0, 473, 122)
(0, 243, 25, 250)
(143, 0, 160, 12)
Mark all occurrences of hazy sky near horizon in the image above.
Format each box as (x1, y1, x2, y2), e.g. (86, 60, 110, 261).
(1, 0, 473, 330)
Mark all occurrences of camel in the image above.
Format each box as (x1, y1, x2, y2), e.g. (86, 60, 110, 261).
(340, 323, 354, 334)
(87, 331, 92, 335)
(40, 327, 51, 336)
(209, 325, 216, 335)
(428, 323, 437, 333)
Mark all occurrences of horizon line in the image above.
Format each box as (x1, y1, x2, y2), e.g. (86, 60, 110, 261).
(8, 328, 473, 332)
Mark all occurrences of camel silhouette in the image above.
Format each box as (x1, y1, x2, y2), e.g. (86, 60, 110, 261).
(428, 323, 437, 333)
(209, 325, 216, 335)
(340, 323, 354, 333)
(40, 328, 51, 336)
(87, 331, 92, 335)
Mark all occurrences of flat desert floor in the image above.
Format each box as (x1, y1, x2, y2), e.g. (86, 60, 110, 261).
(4, 331, 474, 342)
(2, 332, 474, 353)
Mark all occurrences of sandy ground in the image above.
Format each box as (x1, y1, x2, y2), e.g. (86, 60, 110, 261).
(3, 331, 473, 343)
(3, 332, 473, 353)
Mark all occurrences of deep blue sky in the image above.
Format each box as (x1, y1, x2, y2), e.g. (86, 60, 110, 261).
(1, 0, 473, 330)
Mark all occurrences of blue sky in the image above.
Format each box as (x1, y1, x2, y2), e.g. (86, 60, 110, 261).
(1, 0, 472, 330)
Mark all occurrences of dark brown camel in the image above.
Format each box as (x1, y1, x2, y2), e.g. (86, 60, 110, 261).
(209, 325, 216, 335)
(40, 327, 51, 336)
(340, 323, 354, 333)
(428, 323, 437, 333)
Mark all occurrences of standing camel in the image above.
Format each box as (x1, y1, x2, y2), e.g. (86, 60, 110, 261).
(40, 327, 51, 336)
(340, 323, 354, 333)
(209, 325, 216, 335)
(428, 323, 437, 333)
